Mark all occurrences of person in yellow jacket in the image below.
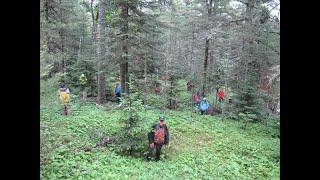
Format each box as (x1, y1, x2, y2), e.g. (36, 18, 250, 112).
(58, 83, 71, 115)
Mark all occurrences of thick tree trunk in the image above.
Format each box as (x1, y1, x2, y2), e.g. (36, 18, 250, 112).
(59, 0, 65, 73)
(120, 3, 129, 94)
(203, 39, 209, 92)
(203, 0, 213, 93)
(97, 0, 107, 104)
(91, 0, 98, 59)
(243, 0, 254, 81)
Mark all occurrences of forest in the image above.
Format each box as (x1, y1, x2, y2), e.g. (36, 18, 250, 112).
(40, 0, 280, 179)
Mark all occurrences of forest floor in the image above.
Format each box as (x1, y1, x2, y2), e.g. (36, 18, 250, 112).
(40, 78, 280, 179)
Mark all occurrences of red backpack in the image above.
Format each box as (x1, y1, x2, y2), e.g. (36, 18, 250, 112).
(154, 125, 165, 144)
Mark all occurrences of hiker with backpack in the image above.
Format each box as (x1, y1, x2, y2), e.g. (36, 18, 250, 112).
(146, 116, 169, 161)
(217, 88, 224, 102)
(199, 97, 210, 115)
(58, 83, 71, 115)
(114, 83, 122, 103)
(192, 91, 200, 113)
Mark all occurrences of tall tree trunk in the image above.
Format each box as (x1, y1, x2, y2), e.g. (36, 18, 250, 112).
(44, 0, 49, 22)
(203, 39, 209, 92)
(78, 36, 82, 59)
(203, 0, 213, 93)
(191, 30, 195, 76)
(59, 0, 65, 73)
(120, 3, 129, 94)
(243, 0, 254, 81)
(97, 0, 107, 104)
(44, 0, 52, 52)
(91, 0, 98, 63)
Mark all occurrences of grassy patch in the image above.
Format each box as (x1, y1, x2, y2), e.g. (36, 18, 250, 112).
(40, 84, 279, 179)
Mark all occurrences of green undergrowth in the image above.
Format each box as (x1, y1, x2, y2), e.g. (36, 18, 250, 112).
(41, 103, 279, 179)
(40, 77, 279, 179)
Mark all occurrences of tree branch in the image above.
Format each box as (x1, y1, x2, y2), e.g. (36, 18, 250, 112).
(234, 0, 248, 5)
(90, 0, 95, 21)
(268, 3, 280, 13)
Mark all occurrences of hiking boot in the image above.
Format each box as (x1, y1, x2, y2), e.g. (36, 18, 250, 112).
(146, 156, 151, 161)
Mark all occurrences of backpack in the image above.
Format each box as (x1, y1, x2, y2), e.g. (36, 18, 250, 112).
(59, 91, 70, 104)
(154, 125, 165, 144)
(200, 101, 209, 110)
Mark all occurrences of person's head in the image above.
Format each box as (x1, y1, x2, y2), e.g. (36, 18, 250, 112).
(203, 97, 207, 101)
(158, 115, 165, 124)
(59, 83, 65, 88)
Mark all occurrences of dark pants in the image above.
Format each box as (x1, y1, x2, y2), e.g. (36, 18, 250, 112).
(200, 109, 206, 115)
(146, 143, 162, 161)
(116, 93, 121, 103)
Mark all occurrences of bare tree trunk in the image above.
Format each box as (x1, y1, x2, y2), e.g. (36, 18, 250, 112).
(97, 0, 107, 104)
(120, 3, 129, 94)
(143, 33, 147, 105)
(83, 87, 89, 102)
(203, 39, 209, 93)
(59, 0, 65, 73)
(191, 30, 195, 76)
(91, 0, 99, 92)
(78, 36, 82, 59)
(203, 0, 213, 93)
(243, 0, 254, 81)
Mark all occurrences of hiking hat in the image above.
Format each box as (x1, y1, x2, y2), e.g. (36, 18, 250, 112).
(203, 97, 207, 100)
(159, 115, 165, 121)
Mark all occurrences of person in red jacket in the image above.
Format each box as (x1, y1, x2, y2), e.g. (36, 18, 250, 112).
(217, 88, 224, 102)
(192, 91, 200, 112)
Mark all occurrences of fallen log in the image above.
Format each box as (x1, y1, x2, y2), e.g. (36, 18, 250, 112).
(84, 136, 115, 152)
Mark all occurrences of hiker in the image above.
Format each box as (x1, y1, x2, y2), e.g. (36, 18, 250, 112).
(199, 97, 210, 115)
(58, 83, 71, 115)
(114, 83, 122, 103)
(154, 84, 161, 94)
(146, 116, 169, 161)
(217, 88, 224, 102)
(187, 81, 194, 91)
(192, 91, 200, 112)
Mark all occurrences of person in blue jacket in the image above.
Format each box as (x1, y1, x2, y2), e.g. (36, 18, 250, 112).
(199, 97, 210, 115)
(114, 83, 122, 103)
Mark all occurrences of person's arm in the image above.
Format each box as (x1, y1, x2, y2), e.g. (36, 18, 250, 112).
(148, 131, 154, 144)
(148, 131, 155, 148)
